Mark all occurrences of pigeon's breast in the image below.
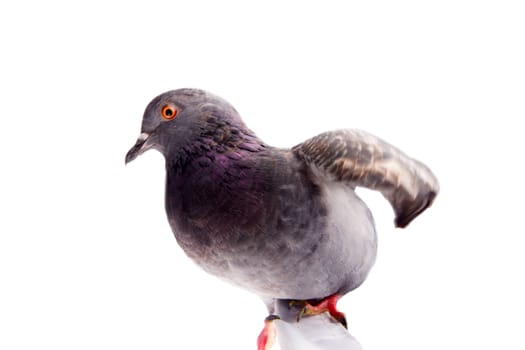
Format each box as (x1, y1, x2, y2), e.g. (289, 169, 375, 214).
(206, 178, 378, 300)
(165, 150, 377, 299)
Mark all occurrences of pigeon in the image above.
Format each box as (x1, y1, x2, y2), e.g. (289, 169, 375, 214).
(125, 88, 439, 350)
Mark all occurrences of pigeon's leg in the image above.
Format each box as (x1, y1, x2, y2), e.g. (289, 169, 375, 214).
(294, 294, 347, 329)
(257, 315, 280, 350)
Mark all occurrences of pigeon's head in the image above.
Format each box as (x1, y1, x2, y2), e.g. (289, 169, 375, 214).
(125, 88, 246, 164)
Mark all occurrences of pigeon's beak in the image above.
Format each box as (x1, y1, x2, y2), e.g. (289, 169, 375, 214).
(125, 132, 151, 164)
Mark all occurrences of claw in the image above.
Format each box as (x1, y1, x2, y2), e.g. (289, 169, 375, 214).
(288, 300, 306, 309)
(292, 294, 348, 329)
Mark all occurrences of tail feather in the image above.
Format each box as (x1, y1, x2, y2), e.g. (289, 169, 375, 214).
(274, 300, 362, 350)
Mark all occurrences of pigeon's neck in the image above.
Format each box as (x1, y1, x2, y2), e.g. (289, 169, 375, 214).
(164, 126, 266, 172)
(163, 132, 270, 243)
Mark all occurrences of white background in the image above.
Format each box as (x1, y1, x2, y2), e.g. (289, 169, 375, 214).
(1, 1, 524, 349)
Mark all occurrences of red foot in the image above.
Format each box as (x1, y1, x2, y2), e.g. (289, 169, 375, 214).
(302, 294, 347, 328)
(257, 315, 279, 350)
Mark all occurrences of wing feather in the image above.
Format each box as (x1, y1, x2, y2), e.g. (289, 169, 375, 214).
(292, 129, 439, 228)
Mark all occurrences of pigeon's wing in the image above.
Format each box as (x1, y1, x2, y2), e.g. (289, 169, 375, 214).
(292, 129, 439, 228)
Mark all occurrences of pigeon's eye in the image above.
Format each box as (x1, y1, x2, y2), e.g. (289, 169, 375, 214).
(161, 105, 177, 120)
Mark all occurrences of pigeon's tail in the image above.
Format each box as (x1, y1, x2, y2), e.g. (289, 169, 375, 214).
(273, 300, 362, 350)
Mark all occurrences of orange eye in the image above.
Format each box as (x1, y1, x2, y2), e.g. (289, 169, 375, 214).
(161, 105, 177, 120)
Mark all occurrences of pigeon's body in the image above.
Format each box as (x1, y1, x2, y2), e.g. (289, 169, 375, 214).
(165, 143, 377, 299)
(126, 88, 439, 349)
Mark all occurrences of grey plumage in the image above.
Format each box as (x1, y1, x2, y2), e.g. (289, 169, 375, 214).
(126, 88, 439, 348)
